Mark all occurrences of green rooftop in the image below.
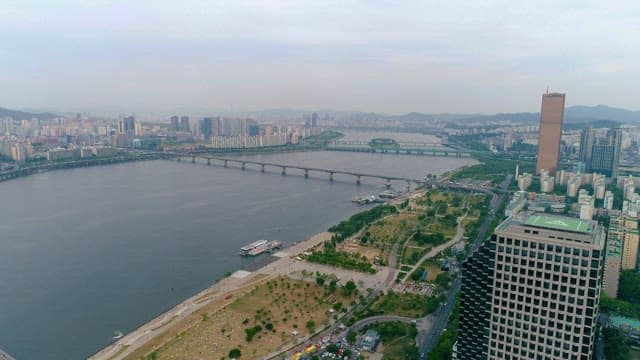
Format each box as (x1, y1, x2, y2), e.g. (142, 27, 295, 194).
(610, 316, 640, 330)
(525, 215, 590, 234)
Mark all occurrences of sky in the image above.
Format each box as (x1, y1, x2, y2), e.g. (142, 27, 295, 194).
(1, 0, 639, 115)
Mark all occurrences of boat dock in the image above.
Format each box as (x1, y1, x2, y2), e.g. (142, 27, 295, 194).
(240, 240, 283, 256)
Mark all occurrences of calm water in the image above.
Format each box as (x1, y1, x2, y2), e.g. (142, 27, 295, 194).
(0, 151, 475, 359)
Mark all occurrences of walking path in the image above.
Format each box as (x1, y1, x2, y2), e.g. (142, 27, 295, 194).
(401, 216, 465, 282)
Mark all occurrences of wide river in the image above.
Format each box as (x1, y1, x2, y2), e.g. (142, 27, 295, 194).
(0, 149, 475, 359)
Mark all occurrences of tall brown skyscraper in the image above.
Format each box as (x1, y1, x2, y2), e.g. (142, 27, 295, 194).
(536, 92, 565, 175)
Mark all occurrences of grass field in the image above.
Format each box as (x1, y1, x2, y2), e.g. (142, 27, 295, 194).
(143, 277, 356, 359)
(369, 291, 433, 318)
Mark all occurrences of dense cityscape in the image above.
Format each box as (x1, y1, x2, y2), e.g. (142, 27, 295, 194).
(2, 2, 640, 360)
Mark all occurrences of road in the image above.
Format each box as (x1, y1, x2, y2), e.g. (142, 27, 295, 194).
(416, 175, 511, 357)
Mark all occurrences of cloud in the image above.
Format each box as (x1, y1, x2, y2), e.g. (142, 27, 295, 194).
(0, 0, 639, 113)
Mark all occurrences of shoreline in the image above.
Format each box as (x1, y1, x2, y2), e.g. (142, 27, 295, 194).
(89, 232, 336, 360)
(90, 189, 423, 360)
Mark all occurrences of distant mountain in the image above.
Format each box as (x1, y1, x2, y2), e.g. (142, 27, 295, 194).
(389, 105, 640, 126)
(0, 106, 58, 121)
(565, 105, 640, 123)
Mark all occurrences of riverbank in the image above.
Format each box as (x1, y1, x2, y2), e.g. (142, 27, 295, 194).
(89, 232, 337, 360)
(90, 188, 426, 360)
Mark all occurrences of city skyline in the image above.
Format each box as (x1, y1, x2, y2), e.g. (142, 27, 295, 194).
(2, 1, 640, 114)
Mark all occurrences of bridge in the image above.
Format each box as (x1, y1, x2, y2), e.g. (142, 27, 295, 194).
(166, 153, 504, 196)
(330, 140, 444, 147)
(326, 145, 472, 157)
(169, 153, 422, 189)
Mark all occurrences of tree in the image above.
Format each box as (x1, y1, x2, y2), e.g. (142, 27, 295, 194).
(435, 272, 451, 288)
(306, 320, 316, 333)
(326, 343, 339, 353)
(316, 276, 325, 286)
(618, 270, 640, 303)
(343, 280, 357, 296)
(346, 330, 357, 343)
(228, 348, 241, 359)
(603, 328, 630, 360)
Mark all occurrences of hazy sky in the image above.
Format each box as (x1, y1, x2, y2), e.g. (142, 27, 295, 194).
(1, 0, 638, 114)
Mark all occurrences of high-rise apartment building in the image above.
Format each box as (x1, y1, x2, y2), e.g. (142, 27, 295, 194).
(609, 215, 639, 270)
(456, 213, 605, 360)
(603, 230, 621, 298)
(536, 93, 566, 175)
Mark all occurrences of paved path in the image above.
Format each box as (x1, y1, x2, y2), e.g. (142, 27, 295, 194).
(401, 216, 465, 283)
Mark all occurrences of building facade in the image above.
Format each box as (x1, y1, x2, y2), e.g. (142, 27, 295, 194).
(456, 213, 605, 360)
(589, 129, 622, 178)
(609, 215, 639, 270)
(536, 93, 566, 175)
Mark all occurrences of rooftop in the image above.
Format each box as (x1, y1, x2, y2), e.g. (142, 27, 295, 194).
(525, 214, 590, 234)
(496, 213, 604, 247)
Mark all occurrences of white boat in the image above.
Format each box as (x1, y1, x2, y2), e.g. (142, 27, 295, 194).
(240, 240, 269, 256)
(112, 330, 124, 340)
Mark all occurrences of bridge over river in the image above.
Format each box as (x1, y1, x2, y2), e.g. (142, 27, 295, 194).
(170, 152, 422, 188)
(326, 140, 475, 157)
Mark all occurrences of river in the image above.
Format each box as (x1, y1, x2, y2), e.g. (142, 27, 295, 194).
(0, 149, 475, 359)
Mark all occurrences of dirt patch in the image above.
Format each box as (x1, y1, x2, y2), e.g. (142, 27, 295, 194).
(138, 277, 356, 360)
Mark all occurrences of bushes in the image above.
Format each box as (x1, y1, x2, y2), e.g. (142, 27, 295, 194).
(244, 325, 262, 342)
(413, 230, 446, 246)
(307, 248, 376, 273)
(329, 205, 397, 238)
(228, 348, 241, 358)
(618, 270, 640, 303)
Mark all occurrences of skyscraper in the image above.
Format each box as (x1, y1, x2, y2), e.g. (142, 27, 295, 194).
(180, 116, 190, 132)
(170, 115, 180, 131)
(536, 92, 566, 175)
(578, 126, 594, 166)
(590, 129, 622, 178)
(455, 213, 604, 360)
(199, 117, 213, 140)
